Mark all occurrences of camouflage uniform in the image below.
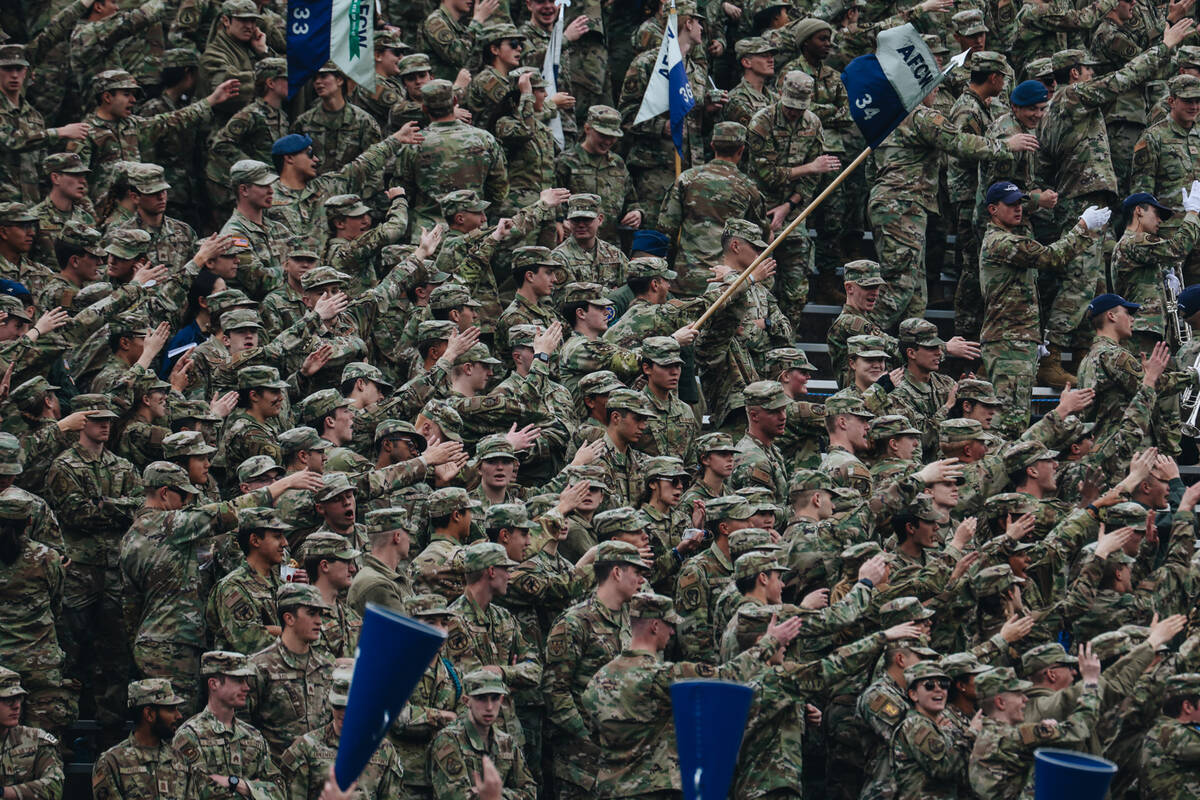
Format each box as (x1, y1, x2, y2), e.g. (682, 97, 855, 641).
(293, 96, 383, 177)
(206, 71, 289, 208)
(68, 0, 166, 98)
(1132, 98, 1200, 281)
(554, 113, 641, 245)
(173, 699, 283, 799)
(0, 52, 74, 204)
(92, 678, 195, 799)
(551, 232, 630, 290)
(1140, 676, 1200, 799)
(0, 674, 63, 800)
(282, 721, 404, 800)
(197, 21, 260, 125)
(428, 706, 536, 800)
(417, 7, 485, 80)
(205, 559, 281, 655)
(247, 635, 334, 759)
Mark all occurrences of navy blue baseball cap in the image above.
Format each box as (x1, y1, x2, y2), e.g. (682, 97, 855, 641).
(1179, 285, 1200, 317)
(1122, 192, 1174, 220)
(0, 279, 31, 301)
(985, 181, 1026, 205)
(1010, 80, 1048, 107)
(1087, 293, 1140, 318)
(271, 133, 313, 157)
(630, 229, 670, 257)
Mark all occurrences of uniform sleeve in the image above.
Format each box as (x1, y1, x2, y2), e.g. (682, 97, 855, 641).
(674, 561, 717, 662)
(498, 617, 542, 691)
(1076, 44, 1168, 109)
(428, 732, 474, 800)
(542, 614, 590, 737)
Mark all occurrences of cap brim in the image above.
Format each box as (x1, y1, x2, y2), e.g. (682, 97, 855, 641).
(850, 277, 887, 287)
(852, 349, 890, 359)
(589, 125, 623, 138)
(82, 410, 119, 419)
(780, 97, 810, 109)
(992, 191, 1027, 205)
(567, 211, 600, 220)
(218, 667, 257, 677)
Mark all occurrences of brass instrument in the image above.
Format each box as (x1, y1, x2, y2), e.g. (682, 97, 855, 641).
(1165, 267, 1200, 434)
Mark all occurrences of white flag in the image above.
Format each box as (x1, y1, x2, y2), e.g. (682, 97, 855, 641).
(331, 0, 375, 90)
(633, 6, 695, 155)
(542, 0, 568, 148)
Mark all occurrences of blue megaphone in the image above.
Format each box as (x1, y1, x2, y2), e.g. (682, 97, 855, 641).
(1034, 748, 1118, 800)
(671, 680, 754, 800)
(334, 604, 447, 790)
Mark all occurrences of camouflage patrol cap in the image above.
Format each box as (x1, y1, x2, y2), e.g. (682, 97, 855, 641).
(506, 324, 540, 348)
(430, 282, 482, 310)
(201, 650, 256, 677)
(879, 596, 935, 627)
(0, 44, 28, 68)
(9, 376, 59, 411)
(236, 455, 283, 483)
(1090, 630, 1132, 662)
(975, 667, 1032, 699)
(277, 581, 333, 612)
(0, 666, 24, 699)
(127, 677, 186, 708)
(790, 469, 834, 494)
(475, 433, 519, 462)
(254, 56, 288, 80)
(843, 259, 885, 287)
(735, 486, 780, 513)
(220, 308, 264, 332)
(956, 378, 1002, 405)
(641, 335, 684, 365)
(594, 539, 651, 568)
(237, 506, 291, 532)
(427, 486, 478, 518)
(705, 495, 756, 522)
(315, 471, 355, 502)
(93, 69, 140, 95)
(939, 652, 990, 678)
(108, 311, 151, 337)
(477, 21, 524, 47)
(398, 53, 433, 76)
(723, 217, 769, 248)
(42, 151, 90, 175)
(1169, 73, 1200, 100)
(742, 380, 789, 410)
(104, 227, 151, 259)
(973, 564, 1024, 598)
(407, 592, 452, 617)
(511, 66, 546, 88)
(1021, 642, 1077, 675)
(419, 79, 455, 107)
(58, 220, 106, 256)
(463, 541, 519, 573)
(695, 432, 736, 455)
(1050, 49, 1100, 72)
(170, 399, 221, 425)
(630, 592, 684, 624)
(237, 364, 288, 390)
(374, 29, 410, 52)
(904, 494, 941, 523)
(328, 666, 352, 707)
(840, 540, 882, 561)
(207, 289, 256, 319)
(673, 0, 700, 15)
(728, 527, 780, 557)
(220, 0, 263, 18)
(300, 266, 351, 291)
(278, 425, 331, 454)
(73, 393, 119, 419)
(780, 70, 815, 110)
(644, 455, 689, 480)
(72, 281, 113, 310)
(0, 295, 30, 324)
(951, 7, 986, 34)
(892, 636, 939, 657)
(869, 414, 921, 440)
(1116, 624, 1150, 646)
(1178, 45, 1200, 68)
(734, 36, 776, 58)
(341, 361, 393, 393)
(485, 503, 530, 530)
(0, 203, 35, 224)
(594, 506, 650, 540)
(734, 551, 786, 580)
(0, 490, 30, 519)
(463, 668, 509, 696)
(824, 394, 873, 418)
(898, 317, 944, 347)
(1106, 501, 1148, 531)
(417, 319, 458, 343)
(560, 282, 614, 309)
(301, 531, 361, 562)
(566, 193, 602, 220)
(982, 492, 1038, 519)
(453, 342, 501, 366)
(162, 430, 217, 459)
(230, 159, 278, 187)
(510, 245, 558, 273)
(970, 50, 1008, 74)
(128, 162, 171, 194)
(606, 388, 658, 417)
(627, 256, 677, 281)
(1004, 439, 1059, 470)
(420, 401, 463, 442)
(904, 660, 950, 687)
(1024, 56, 1053, 80)
(365, 507, 411, 534)
(764, 347, 816, 374)
(921, 34, 949, 56)
(374, 419, 427, 450)
(846, 334, 890, 359)
(1164, 673, 1200, 699)
(297, 389, 353, 426)
(585, 105, 623, 137)
(578, 370, 626, 395)
(325, 193, 371, 217)
(939, 418, 987, 443)
(710, 121, 747, 147)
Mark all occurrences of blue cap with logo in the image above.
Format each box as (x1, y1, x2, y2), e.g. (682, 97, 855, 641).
(1122, 192, 1174, 220)
(985, 181, 1026, 205)
(1087, 293, 1140, 318)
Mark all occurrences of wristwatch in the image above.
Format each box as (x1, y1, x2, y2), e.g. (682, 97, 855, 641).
(228, 776, 240, 790)
(535, 352, 550, 363)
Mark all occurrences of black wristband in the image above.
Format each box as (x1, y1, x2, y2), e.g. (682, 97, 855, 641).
(858, 577, 874, 589)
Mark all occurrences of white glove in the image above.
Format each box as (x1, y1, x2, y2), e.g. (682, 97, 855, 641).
(1184, 180, 1200, 214)
(1166, 270, 1183, 296)
(1080, 205, 1111, 230)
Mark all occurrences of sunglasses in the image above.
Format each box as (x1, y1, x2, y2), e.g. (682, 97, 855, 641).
(919, 678, 951, 691)
(504, 38, 525, 49)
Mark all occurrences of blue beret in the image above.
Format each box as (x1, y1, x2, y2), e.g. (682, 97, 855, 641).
(630, 229, 670, 257)
(0, 279, 31, 300)
(1010, 80, 1048, 107)
(1179, 285, 1200, 318)
(271, 133, 313, 157)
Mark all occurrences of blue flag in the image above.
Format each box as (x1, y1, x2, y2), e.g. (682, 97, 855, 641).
(287, 0, 375, 99)
(840, 24, 967, 148)
(634, 8, 696, 157)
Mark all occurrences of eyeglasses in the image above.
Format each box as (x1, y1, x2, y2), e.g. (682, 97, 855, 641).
(919, 678, 951, 691)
